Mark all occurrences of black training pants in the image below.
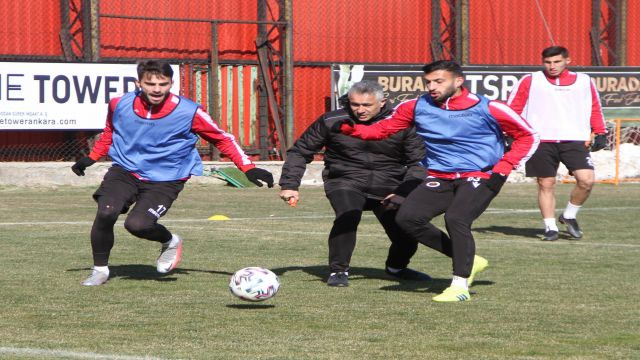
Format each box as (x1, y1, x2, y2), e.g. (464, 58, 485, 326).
(326, 189, 418, 273)
(395, 177, 496, 278)
(90, 166, 185, 266)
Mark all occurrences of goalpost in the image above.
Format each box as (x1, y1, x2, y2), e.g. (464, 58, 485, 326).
(562, 118, 640, 185)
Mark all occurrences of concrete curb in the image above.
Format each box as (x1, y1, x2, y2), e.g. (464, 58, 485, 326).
(0, 161, 535, 187)
(0, 161, 325, 187)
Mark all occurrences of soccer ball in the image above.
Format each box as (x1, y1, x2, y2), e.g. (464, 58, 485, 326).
(229, 267, 280, 302)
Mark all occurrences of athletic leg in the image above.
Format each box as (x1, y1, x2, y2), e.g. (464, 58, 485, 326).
(325, 189, 367, 273)
(395, 179, 453, 257)
(537, 177, 557, 219)
(123, 181, 184, 242)
(443, 178, 496, 278)
(525, 143, 561, 233)
(369, 200, 417, 270)
(90, 167, 138, 266)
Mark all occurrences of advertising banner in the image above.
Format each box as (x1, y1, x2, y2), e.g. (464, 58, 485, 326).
(0, 62, 180, 130)
(333, 64, 640, 111)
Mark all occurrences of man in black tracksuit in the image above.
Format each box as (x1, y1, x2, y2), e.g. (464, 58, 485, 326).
(278, 80, 430, 287)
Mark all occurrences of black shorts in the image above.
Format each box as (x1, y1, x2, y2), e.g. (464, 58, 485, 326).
(93, 166, 185, 218)
(525, 141, 594, 178)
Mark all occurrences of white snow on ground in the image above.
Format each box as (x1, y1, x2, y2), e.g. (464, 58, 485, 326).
(501, 144, 640, 183)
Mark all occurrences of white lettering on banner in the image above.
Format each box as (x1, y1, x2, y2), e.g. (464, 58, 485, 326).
(0, 62, 180, 130)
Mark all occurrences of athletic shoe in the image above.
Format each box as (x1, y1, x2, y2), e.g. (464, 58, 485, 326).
(156, 235, 183, 274)
(559, 215, 583, 239)
(432, 285, 471, 302)
(468, 255, 489, 287)
(385, 267, 431, 281)
(542, 229, 559, 241)
(327, 272, 349, 287)
(81, 270, 109, 286)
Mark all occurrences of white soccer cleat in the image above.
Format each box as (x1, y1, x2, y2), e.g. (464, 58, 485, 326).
(156, 235, 183, 274)
(81, 269, 109, 286)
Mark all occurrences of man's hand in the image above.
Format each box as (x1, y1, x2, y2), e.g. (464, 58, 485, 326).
(381, 194, 405, 211)
(279, 189, 299, 207)
(590, 134, 607, 152)
(485, 172, 508, 194)
(71, 156, 96, 176)
(329, 118, 355, 133)
(245, 168, 274, 188)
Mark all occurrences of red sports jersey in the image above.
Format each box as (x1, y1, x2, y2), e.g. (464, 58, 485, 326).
(89, 92, 255, 173)
(507, 69, 606, 140)
(341, 87, 539, 179)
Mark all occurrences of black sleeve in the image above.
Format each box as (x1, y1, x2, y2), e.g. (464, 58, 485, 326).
(278, 116, 329, 190)
(401, 126, 427, 182)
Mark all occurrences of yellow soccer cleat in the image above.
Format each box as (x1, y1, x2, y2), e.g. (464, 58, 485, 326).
(432, 285, 471, 302)
(468, 255, 489, 287)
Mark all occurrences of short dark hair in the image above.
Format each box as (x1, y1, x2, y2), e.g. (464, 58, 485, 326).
(422, 60, 464, 78)
(541, 46, 569, 59)
(136, 60, 173, 80)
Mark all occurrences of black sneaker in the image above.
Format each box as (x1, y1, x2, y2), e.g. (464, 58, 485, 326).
(385, 267, 431, 281)
(559, 215, 583, 239)
(327, 272, 349, 287)
(542, 229, 559, 241)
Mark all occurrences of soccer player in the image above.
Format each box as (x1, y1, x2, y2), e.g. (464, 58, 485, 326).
(337, 60, 539, 301)
(279, 80, 430, 287)
(71, 60, 274, 286)
(507, 46, 607, 241)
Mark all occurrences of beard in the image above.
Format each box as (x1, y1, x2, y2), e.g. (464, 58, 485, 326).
(431, 84, 458, 103)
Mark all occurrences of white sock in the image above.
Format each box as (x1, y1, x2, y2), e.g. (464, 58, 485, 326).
(93, 266, 109, 277)
(330, 272, 348, 276)
(164, 234, 181, 247)
(386, 266, 402, 273)
(544, 218, 558, 231)
(451, 275, 468, 290)
(563, 202, 581, 219)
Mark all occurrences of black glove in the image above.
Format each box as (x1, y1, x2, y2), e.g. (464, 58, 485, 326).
(485, 172, 507, 194)
(381, 195, 405, 211)
(590, 134, 607, 152)
(330, 118, 355, 133)
(393, 178, 423, 197)
(71, 156, 96, 176)
(504, 136, 514, 152)
(245, 168, 274, 188)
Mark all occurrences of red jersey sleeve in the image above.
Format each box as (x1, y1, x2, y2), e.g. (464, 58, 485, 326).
(88, 97, 119, 161)
(191, 108, 255, 172)
(488, 101, 539, 175)
(506, 74, 532, 115)
(589, 79, 607, 134)
(341, 99, 417, 139)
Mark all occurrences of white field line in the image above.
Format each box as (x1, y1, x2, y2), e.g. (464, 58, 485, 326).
(0, 346, 169, 360)
(0, 206, 636, 227)
(1, 207, 638, 248)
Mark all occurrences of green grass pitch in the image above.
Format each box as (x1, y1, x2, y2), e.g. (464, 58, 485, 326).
(0, 183, 638, 359)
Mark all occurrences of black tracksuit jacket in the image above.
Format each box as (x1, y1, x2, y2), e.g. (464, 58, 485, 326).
(279, 103, 426, 199)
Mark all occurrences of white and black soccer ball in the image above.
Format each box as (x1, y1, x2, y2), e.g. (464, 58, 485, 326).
(229, 267, 280, 302)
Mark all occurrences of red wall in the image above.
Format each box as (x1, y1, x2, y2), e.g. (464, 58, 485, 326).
(0, 1, 61, 57)
(468, 0, 592, 65)
(627, 1, 639, 66)
(292, 0, 431, 63)
(99, 1, 277, 61)
(293, 67, 332, 138)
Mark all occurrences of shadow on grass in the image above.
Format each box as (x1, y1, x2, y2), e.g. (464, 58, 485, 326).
(270, 265, 493, 294)
(473, 225, 542, 239)
(225, 304, 276, 309)
(67, 264, 233, 283)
